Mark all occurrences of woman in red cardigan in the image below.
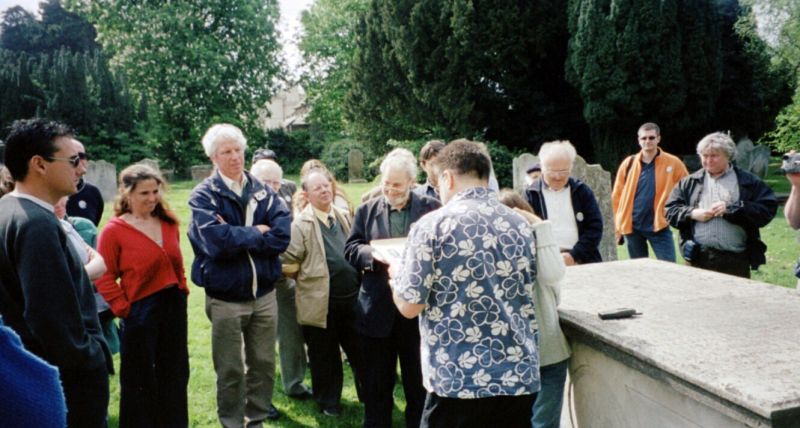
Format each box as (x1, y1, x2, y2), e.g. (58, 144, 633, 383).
(96, 164, 189, 428)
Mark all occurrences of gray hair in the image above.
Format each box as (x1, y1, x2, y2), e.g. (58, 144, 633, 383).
(380, 148, 417, 179)
(538, 140, 577, 169)
(250, 159, 282, 182)
(696, 132, 736, 160)
(201, 123, 247, 158)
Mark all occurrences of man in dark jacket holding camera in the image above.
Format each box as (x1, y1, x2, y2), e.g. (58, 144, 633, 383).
(666, 132, 776, 278)
(188, 124, 291, 427)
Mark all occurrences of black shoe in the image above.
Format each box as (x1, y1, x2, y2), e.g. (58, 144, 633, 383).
(266, 405, 281, 421)
(288, 389, 313, 401)
(322, 406, 341, 417)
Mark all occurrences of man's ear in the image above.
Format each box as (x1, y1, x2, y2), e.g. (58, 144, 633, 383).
(29, 155, 48, 177)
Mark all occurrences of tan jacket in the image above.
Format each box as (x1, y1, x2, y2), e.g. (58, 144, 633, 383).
(281, 204, 352, 328)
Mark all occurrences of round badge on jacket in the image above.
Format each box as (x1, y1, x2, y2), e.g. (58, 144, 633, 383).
(576, 212, 584, 222)
(78, 200, 87, 209)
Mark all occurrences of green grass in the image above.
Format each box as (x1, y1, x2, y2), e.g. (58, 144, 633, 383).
(102, 176, 797, 426)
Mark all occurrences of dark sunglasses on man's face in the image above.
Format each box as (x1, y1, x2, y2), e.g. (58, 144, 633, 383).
(639, 136, 657, 141)
(78, 152, 88, 160)
(47, 154, 82, 168)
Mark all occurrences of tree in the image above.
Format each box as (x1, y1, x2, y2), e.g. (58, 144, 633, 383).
(67, 0, 283, 168)
(299, 0, 369, 138)
(347, 0, 589, 156)
(1, 6, 43, 53)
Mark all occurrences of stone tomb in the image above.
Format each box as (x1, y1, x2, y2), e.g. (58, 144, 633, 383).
(86, 159, 117, 202)
(191, 165, 214, 182)
(559, 259, 800, 427)
(512, 153, 617, 262)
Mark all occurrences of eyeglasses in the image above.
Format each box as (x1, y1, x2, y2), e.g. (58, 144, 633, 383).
(545, 169, 571, 177)
(47, 155, 81, 168)
(639, 136, 658, 141)
(77, 152, 88, 161)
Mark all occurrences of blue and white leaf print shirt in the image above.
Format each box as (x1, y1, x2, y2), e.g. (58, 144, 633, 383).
(393, 187, 540, 398)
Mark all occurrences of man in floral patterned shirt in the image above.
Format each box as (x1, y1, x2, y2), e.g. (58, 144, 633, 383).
(391, 139, 540, 427)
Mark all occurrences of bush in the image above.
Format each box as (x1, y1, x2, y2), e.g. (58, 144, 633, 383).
(262, 128, 324, 174)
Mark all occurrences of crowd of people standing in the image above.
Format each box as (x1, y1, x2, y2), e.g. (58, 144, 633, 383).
(0, 117, 794, 428)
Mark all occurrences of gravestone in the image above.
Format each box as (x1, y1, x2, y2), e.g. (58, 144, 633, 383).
(191, 165, 214, 182)
(511, 153, 616, 262)
(750, 145, 771, 178)
(512, 153, 539, 193)
(86, 160, 117, 202)
(348, 149, 366, 183)
(735, 137, 754, 171)
(137, 158, 160, 172)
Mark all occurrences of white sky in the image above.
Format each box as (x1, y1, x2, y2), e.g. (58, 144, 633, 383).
(0, 0, 314, 75)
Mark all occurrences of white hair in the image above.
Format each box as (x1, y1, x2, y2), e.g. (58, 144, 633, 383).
(538, 140, 577, 169)
(250, 159, 282, 182)
(380, 148, 417, 179)
(696, 132, 736, 160)
(201, 123, 247, 158)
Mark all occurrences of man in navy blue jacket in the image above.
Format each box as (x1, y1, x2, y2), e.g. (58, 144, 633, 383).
(525, 140, 603, 265)
(345, 148, 440, 428)
(188, 124, 291, 427)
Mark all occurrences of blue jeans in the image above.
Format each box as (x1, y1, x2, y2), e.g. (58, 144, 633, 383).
(532, 359, 569, 428)
(625, 228, 676, 262)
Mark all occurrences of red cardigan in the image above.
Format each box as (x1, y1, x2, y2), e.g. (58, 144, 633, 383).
(96, 217, 188, 317)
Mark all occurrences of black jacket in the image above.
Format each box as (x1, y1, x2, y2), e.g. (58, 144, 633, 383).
(525, 177, 603, 264)
(665, 166, 777, 269)
(344, 193, 440, 337)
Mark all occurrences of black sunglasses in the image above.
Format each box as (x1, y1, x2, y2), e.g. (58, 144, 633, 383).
(639, 136, 657, 141)
(47, 155, 81, 168)
(77, 152, 88, 160)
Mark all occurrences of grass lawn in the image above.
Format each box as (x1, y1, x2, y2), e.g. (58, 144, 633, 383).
(101, 175, 797, 427)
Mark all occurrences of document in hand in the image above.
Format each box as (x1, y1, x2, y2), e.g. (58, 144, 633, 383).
(370, 237, 408, 267)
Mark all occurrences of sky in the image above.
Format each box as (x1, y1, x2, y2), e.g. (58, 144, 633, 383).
(0, 0, 315, 74)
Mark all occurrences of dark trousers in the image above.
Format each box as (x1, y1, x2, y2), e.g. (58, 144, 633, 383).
(362, 315, 425, 428)
(60, 365, 109, 428)
(119, 287, 189, 428)
(420, 393, 536, 428)
(690, 247, 750, 278)
(302, 296, 365, 411)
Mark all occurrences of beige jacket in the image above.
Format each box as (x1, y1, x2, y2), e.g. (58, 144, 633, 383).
(281, 204, 352, 328)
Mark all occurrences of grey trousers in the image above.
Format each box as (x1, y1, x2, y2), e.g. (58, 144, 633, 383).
(275, 277, 310, 395)
(205, 292, 277, 428)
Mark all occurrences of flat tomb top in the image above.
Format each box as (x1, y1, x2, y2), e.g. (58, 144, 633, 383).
(558, 258, 800, 420)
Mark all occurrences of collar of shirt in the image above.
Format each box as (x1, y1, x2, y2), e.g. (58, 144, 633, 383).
(219, 171, 248, 195)
(450, 186, 494, 204)
(9, 190, 54, 212)
(312, 205, 334, 224)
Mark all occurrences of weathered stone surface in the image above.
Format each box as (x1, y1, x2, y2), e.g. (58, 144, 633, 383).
(750, 145, 771, 178)
(137, 158, 160, 172)
(191, 165, 214, 182)
(735, 137, 754, 170)
(559, 259, 800, 426)
(512, 153, 539, 193)
(348, 149, 366, 183)
(86, 160, 117, 202)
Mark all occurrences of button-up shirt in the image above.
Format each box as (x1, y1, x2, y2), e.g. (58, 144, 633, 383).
(393, 187, 540, 398)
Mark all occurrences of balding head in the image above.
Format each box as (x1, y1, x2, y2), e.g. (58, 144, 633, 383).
(251, 159, 283, 192)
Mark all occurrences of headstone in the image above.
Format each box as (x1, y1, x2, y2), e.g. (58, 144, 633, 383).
(512, 153, 539, 193)
(750, 145, 771, 178)
(137, 158, 160, 172)
(86, 160, 117, 202)
(735, 137, 754, 171)
(682, 154, 701, 173)
(511, 152, 616, 262)
(348, 149, 366, 183)
(191, 164, 214, 182)
(571, 156, 616, 262)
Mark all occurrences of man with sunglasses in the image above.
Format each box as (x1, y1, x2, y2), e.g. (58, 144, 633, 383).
(66, 141, 105, 226)
(0, 118, 111, 427)
(612, 122, 689, 261)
